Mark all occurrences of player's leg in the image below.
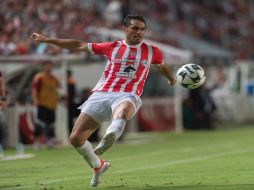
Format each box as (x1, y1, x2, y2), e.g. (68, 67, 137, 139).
(94, 101, 135, 155)
(69, 112, 110, 186)
(33, 106, 46, 149)
(45, 108, 56, 148)
(70, 112, 101, 167)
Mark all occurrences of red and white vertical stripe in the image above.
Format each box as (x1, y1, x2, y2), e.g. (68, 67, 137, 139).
(90, 40, 161, 97)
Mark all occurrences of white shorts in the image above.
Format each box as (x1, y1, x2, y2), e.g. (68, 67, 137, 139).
(78, 91, 142, 124)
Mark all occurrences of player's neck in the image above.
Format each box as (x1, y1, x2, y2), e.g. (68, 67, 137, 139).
(123, 39, 142, 47)
(43, 71, 51, 75)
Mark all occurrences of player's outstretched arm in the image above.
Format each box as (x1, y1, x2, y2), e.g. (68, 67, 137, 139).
(30, 33, 88, 52)
(154, 64, 176, 86)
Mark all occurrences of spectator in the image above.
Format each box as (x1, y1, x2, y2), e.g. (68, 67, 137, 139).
(1, 0, 254, 60)
(104, 0, 122, 27)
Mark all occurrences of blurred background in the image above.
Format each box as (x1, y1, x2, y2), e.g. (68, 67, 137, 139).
(1, 0, 254, 151)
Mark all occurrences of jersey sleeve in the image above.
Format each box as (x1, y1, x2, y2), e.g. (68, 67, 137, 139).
(151, 46, 164, 65)
(32, 74, 42, 91)
(87, 42, 112, 56)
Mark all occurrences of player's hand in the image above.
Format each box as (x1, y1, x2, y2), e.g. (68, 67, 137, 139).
(30, 33, 48, 42)
(168, 78, 177, 86)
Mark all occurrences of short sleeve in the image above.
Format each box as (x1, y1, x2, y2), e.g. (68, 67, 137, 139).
(87, 42, 112, 56)
(151, 46, 164, 65)
(32, 74, 42, 90)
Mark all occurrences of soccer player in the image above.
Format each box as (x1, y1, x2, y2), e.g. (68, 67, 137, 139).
(31, 15, 176, 187)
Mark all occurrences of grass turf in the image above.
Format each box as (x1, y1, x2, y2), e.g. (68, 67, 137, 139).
(1, 126, 254, 190)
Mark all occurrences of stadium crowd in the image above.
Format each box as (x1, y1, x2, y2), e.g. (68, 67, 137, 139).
(1, 0, 254, 59)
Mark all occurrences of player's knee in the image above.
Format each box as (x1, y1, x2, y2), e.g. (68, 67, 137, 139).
(69, 132, 84, 147)
(114, 108, 133, 120)
(114, 102, 135, 120)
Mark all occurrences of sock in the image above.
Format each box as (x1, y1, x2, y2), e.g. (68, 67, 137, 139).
(76, 141, 101, 168)
(105, 118, 126, 140)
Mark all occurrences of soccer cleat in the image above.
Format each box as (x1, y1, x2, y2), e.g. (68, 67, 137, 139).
(94, 133, 116, 155)
(90, 160, 110, 187)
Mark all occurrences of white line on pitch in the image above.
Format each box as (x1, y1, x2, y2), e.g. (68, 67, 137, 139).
(2, 148, 254, 190)
(113, 148, 254, 174)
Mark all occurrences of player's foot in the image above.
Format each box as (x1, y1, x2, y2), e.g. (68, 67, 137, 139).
(94, 133, 116, 155)
(90, 160, 110, 187)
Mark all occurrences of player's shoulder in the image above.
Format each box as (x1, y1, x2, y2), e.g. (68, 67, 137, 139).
(102, 40, 123, 51)
(96, 40, 122, 48)
(33, 72, 44, 80)
(51, 74, 59, 82)
(143, 41, 161, 52)
(110, 40, 123, 47)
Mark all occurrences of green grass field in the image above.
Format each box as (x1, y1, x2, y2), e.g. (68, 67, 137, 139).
(1, 126, 254, 190)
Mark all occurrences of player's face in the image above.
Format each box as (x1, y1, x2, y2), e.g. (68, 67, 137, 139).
(43, 63, 53, 73)
(124, 19, 146, 45)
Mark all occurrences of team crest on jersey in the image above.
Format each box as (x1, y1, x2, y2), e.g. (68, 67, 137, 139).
(129, 51, 136, 58)
(141, 59, 148, 67)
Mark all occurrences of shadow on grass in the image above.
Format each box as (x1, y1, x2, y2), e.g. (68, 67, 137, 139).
(94, 184, 254, 190)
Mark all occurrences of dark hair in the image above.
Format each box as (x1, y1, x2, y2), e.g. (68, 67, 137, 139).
(123, 15, 146, 27)
(41, 60, 53, 65)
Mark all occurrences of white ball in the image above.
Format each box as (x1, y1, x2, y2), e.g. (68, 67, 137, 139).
(176, 63, 206, 89)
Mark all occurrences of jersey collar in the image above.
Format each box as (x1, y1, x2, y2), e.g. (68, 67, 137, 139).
(123, 40, 143, 47)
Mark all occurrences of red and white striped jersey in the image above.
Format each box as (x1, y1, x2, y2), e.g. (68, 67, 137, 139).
(87, 40, 164, 96)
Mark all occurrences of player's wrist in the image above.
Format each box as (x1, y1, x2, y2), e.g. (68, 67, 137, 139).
(44, 37, 51, 43)
(168, 77, 176, 83)
(168, 78, 176, 85)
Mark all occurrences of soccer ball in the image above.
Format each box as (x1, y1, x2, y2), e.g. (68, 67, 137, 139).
(176, 63, 206, 89)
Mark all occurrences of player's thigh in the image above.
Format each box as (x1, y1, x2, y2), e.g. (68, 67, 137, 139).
(112, 101, 135, 120)
(71, 112, 100, 141)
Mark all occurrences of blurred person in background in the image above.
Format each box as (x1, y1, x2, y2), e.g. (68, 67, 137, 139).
(0, 70, 25, 156)
(183, 85, 216, 130)
(31, 61, 59, 149)
(30, 15, 176, 187)
(0, 70, 6, 158)
(0, 71, 6, 110)
(67, 69, 77, 134)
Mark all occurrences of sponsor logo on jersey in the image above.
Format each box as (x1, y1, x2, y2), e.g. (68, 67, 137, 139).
(116, 65, 136, 79)
(113, 58, 139, 64)
(123, 65, 136, 73)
